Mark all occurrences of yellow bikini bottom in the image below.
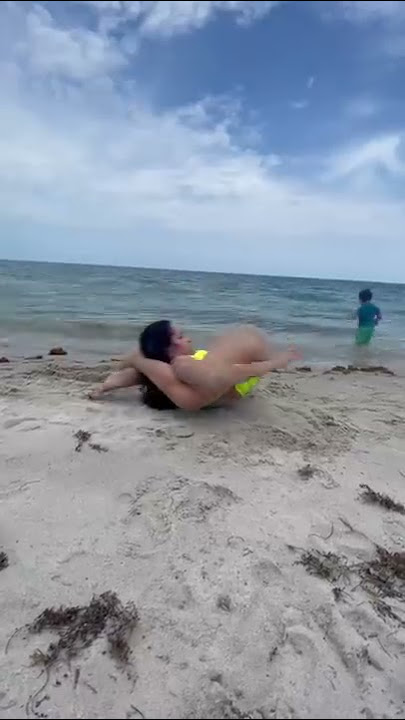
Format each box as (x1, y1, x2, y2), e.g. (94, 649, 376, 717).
(192, 350, 260, 398)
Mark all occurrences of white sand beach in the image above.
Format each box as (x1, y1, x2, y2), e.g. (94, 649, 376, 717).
(1, 360, 405, 719)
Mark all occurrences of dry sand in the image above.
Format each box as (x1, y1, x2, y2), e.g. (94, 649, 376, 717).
(1, 360, 405, 719)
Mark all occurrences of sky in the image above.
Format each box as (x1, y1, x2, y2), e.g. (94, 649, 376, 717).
(1, 1, 405, 281)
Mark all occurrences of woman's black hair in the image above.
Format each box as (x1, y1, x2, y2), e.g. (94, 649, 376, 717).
(359, 288, 372, 303)
(138, 320, 177, 410)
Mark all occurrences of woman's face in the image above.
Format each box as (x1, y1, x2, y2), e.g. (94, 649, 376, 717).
(170, 326, 193, 357)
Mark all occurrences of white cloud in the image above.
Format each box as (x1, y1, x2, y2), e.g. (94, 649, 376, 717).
(326, 134, 405, 183)
(290, 100, 309, 110)
(330, 1, 405, 56)
(80, 0, 281, 37)
(0, 3, 127, 81)
(1, 61, 403, 245)
(5, 1, 281, 85)
(22, 5, 125, 80)
(306, 75, 315, 90)
(141, 1, 276, 36)
(1, 2, 405, 279)
(338, 1, 405, 23)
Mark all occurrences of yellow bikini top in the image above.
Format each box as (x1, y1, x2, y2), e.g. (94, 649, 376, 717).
(192, 349, 208, 360)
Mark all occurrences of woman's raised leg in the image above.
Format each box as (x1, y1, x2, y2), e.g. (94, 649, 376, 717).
(172, 325, 295, 394)
(207, 325, 274, 364)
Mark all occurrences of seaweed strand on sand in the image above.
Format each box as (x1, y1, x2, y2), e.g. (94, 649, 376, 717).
(359, 484, 405, 515)
(29, 591, 139, 667)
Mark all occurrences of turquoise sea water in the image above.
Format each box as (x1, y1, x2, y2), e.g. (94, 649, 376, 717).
(1, 260, 404, 367)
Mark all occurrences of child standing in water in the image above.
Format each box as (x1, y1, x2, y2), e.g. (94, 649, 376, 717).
(355, 289, 382, 346)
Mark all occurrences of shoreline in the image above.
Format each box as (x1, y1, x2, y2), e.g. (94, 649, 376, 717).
(1, 361, 405, 718)
(2, 323, 405, 375)
(1, 346, 405, 373)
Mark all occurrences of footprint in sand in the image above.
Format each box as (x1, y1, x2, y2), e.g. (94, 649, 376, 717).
(0, 693, 16, 712)
(285, 624, 321, 660)
(3, 416, 37, 429)
(0, 477, 41, 499)
(251, 559, 282, 587)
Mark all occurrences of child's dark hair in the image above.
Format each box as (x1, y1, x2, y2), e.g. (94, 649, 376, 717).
(359, 288, 372, 303)
(138, 320, 177, 410)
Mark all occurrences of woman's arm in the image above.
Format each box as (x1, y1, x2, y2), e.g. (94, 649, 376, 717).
(118, 350, 141, 371)
(131, 352, 212, 411)
(89, 367, 140, 400)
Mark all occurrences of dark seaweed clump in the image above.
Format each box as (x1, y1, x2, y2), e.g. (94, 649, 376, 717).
(29, 591, 138, 667)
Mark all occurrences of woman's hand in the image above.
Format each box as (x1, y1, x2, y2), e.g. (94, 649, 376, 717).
(118, 347, 142, 370)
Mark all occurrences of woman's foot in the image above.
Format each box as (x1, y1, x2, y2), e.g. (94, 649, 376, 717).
(273, 347, 301, 369)
(88, 386, 105, 400)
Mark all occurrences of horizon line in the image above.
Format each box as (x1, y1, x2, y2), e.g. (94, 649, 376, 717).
(1, 257, 403, 286)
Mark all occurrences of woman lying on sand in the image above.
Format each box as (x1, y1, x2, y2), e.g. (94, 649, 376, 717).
(90, 322, 299, 411)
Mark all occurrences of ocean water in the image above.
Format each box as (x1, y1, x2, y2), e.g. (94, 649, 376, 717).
(1, 260, 404, 368)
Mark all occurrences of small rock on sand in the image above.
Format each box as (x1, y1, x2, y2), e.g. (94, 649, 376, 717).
(0, 356, 10, 363)
(49, 347, 68, 356)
